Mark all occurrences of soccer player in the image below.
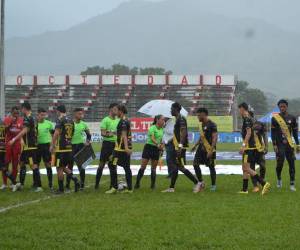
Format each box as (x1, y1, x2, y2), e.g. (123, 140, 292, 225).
(271, 99, 300, 191)
(1, 107, 23, 190)
(106, 104, 133, 194)
(238, 102, 270, 195)
(66, 108, 91, 191)
(135, 115, 165, 190)
(0, 118, 21, 192)
(191, 108, 218, 191)
(8, 102, 43, 192)
(249, 111, 268, 193)
(95, 103, 119, 190)
(37, 108, 54, 190)
(162, 102, 202, 193)
(50, 105, 80, 194)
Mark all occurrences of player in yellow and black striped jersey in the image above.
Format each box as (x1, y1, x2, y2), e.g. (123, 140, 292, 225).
(0, 119, 20, 191)
(105, 104, 133, 194)
(50, 105, 80, 194)
(8, 102, 42, 192)
(238, 102, 270, 195)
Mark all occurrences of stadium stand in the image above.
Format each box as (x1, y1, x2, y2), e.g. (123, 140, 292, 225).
(5, 75, 236, 121)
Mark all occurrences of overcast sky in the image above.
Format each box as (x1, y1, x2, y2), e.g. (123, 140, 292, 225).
(6, 0, 300, 38)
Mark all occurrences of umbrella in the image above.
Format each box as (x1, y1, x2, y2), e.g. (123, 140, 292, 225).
(138, 99, 188, 118)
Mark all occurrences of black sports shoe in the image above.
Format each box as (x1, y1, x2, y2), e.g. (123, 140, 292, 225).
(134, 183, 140, 189)
(53, 190, 64, 195)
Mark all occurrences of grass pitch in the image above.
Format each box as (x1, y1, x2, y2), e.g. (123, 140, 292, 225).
(0, 143, 299, 249)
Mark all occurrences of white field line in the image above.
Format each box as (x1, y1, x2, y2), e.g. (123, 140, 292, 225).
(0, 181, 107, 214)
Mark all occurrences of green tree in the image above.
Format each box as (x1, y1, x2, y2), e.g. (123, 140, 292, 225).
(236, 81, 268, 115)
(81, 64, 172, 75)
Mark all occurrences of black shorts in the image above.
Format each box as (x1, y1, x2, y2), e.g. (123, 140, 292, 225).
(0, 151, 5, 169)
(100, 141, 115, 163)
(54, 152, 73, 168)
(242, 150, 255, 164)
(254, 151, 265, 165)
(72, 143, 85, 156)
(112, 150, 130, 167)
(142, 144, 160, 161)
(193, 147, 216, 167)
(20, 149, 38, 165)
(37, 143, 51, 164)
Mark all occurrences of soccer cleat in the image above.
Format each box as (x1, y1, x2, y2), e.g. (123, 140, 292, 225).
(238, 190, 249, 194)
(210, 185, 217, 192)
(65, 188, 71, 194)
(134, 183, 140, 190)
(277, 180, 282, 188)
(161, 188, 175, 193)
(34, 187, 44, 193)
(193, 182, 204, 193)
(12, 183, 21, 192)
(290, 185, 297, 192)
(95, 184, 99, 190)
(262, 182, 271, 196)
(105, 187, 118, 194)
(252, 186, 260, 193)
(0, 184, 7, 190)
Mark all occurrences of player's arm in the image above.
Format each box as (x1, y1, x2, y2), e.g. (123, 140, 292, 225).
(240, 127, 251, 154)
(271, 117, 278, 152)
(263, 124, 269, 153)
(191, 137, 201, 152)
(207, 127, 218, 158)
(8, 127, 28, 145)
(100, 119, 114, 137)
(121, 130, 131, 155)
(85, 129, 92, 144)
(292, 117, 300, 152)
(50, 128, 61, 153)
(179, 118, 187, 149)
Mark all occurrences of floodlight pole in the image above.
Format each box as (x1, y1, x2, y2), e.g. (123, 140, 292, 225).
(0, 0, 5, 118)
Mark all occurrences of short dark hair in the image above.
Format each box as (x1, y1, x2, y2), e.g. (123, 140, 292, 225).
(11, 106, 19, 112)
(196, 107, 208, 115)
(109, 103, 118, 109)
(277, 99, 288, 107)
(238, 102, 249, 111)
(21, 102, 31, 111)
(38, 107, 47, 113)
(117, 104, 127, 114)
(56, 105, 66, 113)
(74, 108, 83, 112)
(171, 102, 182, 112)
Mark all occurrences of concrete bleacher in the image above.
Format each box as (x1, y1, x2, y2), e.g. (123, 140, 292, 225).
(4, 84, 236, 121)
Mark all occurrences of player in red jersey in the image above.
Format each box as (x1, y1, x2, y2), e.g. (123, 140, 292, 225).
(0, 107, 23, 190)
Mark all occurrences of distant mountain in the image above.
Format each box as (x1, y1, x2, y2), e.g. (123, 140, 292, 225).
(5, 0, 300, 97)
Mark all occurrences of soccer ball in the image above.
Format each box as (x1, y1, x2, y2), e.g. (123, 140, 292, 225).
(118, 181, 128, 191)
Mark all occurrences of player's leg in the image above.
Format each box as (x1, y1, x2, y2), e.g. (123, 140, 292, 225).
(42, 144, 53, 190)
(66, 146, 76, 190)
(193, 147, 204, 183)
(286, 146, 296, 191)
(63, 153, 80, 192)
(275, 145, 285, 188)
(76, 144, 86, 189)
(208, 157, 217, 191)
(242, 151, 270, 195)
(250, 153, 259, 192)
(121, 153, 132, 193)
(150, 159, 158, 189)
(11, 143, 21, 182)
(30, 153, 43, 192)
(135, 144, 151, 189)
(134, 158, 148, 189)
(1, 146, 12, 189)
(259, 153, 266, 180)
(19, 152, 27, 188)
(105, 151, 119, 194)
(95, 141, 113, 189)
